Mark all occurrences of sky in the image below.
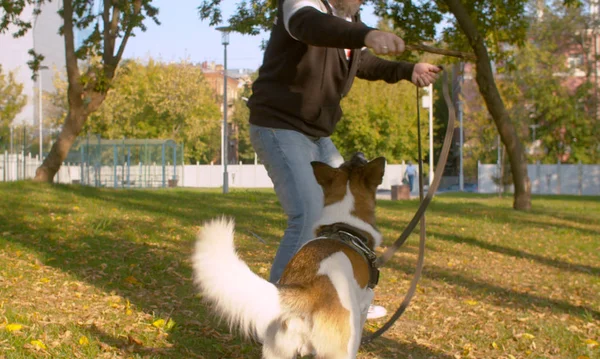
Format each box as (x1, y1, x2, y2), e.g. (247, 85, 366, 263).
(122, 0, 380, 71)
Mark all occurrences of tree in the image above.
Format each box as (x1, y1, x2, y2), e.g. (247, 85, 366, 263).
(230, 82, 255, 163)
(198, 0, 539, 209)
(45, 59, 223, 164)
(334, 78, 426, 163)
(0, 65, 28, 147)
(461, 1, 598, 167)
(1, 0, 159, 182)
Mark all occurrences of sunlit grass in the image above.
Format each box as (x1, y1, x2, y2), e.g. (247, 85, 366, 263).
(0, 181, 598, 358)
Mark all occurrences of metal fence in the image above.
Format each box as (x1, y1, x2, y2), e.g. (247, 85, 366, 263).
(0, 134, 185, 188)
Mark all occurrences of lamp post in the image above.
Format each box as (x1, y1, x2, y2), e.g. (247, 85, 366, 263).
(529, 124, 540, 142)
(217, 26, 230, 194)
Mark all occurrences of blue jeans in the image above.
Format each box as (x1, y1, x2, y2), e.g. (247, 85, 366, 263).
(408, 174, 414, 192)
(250, 124, 344, 283)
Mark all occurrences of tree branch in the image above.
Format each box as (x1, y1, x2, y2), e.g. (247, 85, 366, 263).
(114, 0, 142, 66)
(62, 0, 83, 103)
(405, 43, 477, 61)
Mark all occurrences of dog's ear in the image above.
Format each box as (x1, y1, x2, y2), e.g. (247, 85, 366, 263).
(364, 157, 386, 189)
(311, 161, 338, 188)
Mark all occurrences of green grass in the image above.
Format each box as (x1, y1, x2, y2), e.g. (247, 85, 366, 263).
(0, 182, 598, 359)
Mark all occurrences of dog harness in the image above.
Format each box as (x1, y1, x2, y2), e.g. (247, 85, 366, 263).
(316, 223, 380, 289)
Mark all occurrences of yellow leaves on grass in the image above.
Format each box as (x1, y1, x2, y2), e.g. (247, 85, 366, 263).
(5, 323, 23, 332)
(515, 332, 536, 340)
(78, 335, 90, 345)
(125, 299, 133, 315)
(152, 318, 176, 331)
(584, 338, 599, 348)
(464, 299, 478, 306)
(29, 339, 47, 350)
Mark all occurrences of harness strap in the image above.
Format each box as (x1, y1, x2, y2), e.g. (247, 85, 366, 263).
(317, 227, 380, 289)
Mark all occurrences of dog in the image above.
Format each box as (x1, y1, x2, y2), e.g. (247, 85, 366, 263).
(192, 153, 385, 359)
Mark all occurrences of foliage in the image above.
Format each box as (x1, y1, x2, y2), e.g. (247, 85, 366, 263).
(44, 71, 69, 131)
(2, 0, 163, 181)
(75, 59, 222, 164)
(230, 82, 255, 163)
(0, 65, 28, 145)
(1, 183, 599, 358)
(334, 78, 426, 163)
(461, 0, 598, 166)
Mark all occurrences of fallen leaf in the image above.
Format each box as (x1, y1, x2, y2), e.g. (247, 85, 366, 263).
(79, 336, 89, 345)
(464, 300, 478, 306)
(30, 340, 47, 350)
(584, 339, 599, 348)
(5, 323, 23, 332)
(128, 335, 143, 345)
(152, 319, 165, 328)
(491, 341, 498, 349)
(515, 332, 535, 340)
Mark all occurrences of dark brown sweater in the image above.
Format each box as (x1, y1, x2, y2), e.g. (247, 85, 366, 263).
(248, 0, 415, 137)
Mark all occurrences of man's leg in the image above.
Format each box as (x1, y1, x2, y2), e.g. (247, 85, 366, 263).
(250, 125, 325, 283)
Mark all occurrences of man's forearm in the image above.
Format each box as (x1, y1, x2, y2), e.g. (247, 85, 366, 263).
(356, 49, 414, 83)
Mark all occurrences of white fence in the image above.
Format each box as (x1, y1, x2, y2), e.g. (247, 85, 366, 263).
(181, 162, 414, 190)
(1, 152, 416, 191)
(478, 162, 600, 195)
(4, 152, 599, 195)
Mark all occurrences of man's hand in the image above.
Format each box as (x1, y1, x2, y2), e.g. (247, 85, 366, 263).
(364, 30, 405, 55)
(411, 63, 442, 87)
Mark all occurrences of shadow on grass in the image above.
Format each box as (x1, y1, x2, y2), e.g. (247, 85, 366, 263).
(2, 183, 443, 358)
(383, 258, 600, 321)
(378, 197, 600, 239)
(361, 335, 455, 359)
(429, 231, 600, 277)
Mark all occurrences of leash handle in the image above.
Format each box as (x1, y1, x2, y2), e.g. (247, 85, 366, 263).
(375, 70, 456, 268)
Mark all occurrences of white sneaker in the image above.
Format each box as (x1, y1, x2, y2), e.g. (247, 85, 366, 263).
(366, 304, 387, 320)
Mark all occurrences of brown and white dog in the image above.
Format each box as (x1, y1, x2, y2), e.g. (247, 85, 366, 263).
(192, 153, 385, 359)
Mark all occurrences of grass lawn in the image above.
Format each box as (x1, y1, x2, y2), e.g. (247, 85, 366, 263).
(0, 181, 598, 359)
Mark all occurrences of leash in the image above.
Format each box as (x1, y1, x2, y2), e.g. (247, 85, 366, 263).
(362, 69, 457, 344)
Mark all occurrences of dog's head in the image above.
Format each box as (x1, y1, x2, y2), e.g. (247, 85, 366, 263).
(311, 152, 385, 247)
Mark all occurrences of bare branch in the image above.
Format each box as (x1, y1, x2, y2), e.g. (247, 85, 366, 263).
(114, 0, 142, 66)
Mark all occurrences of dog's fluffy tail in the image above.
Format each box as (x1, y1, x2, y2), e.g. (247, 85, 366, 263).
(192, 217, 281, 342)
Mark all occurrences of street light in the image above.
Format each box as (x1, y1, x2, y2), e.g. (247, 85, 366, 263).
(216, 26, 231, 194)
(529, 124, 540, 142)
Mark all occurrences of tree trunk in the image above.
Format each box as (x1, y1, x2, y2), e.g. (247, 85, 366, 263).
(34, 107, 88, 182)
(445, 0, 531, 210)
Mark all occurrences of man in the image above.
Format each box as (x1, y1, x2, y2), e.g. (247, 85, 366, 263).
(247, 0, 441, 319)
(406, 161, 417, 192)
